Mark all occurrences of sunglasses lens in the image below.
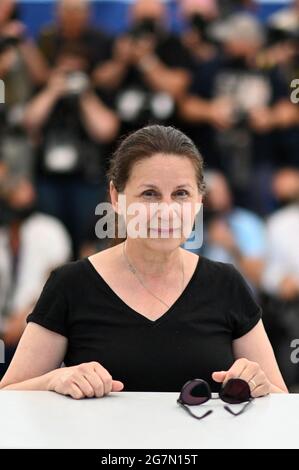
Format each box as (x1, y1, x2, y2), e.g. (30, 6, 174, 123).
(220, 378, 251, 404)
(180, 379, 211, 405)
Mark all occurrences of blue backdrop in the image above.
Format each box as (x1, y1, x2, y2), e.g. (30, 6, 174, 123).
(16, 0, 292, 38)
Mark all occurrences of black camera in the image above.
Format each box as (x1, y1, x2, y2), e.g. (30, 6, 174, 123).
(129, 18, 158, 39)
(0, 36, 21, 54)
(189, 13, 210, 41)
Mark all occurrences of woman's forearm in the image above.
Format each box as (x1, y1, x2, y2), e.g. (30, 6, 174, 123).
(0, 369, 55, 392)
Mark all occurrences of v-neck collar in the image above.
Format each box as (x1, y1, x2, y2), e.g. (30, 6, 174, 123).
(83, 254, 203, 326)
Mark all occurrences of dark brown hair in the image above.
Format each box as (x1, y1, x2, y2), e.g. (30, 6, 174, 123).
(106, 125, 206, 246)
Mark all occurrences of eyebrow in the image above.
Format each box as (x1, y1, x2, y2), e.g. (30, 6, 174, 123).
(138, 184, 193, 189)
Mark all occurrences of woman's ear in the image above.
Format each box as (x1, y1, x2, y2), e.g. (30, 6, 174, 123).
(195, 195, 203, 214)
(110, 180, 119, 214)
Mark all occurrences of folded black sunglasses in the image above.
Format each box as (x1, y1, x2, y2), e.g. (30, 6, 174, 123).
(177, 378, 253, 419)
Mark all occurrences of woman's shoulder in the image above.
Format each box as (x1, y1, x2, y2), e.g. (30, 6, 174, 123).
(195, 256, 248, 294)
(198, 255, 236, 279)
(51, 247, 119, 288)
(49, 258, 89, 287)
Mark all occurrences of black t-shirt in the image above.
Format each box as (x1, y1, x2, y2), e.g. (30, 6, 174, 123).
(26, 255, 262, 392)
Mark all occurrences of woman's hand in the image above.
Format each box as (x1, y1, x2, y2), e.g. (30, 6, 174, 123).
(47, 361, 124, 399)
(212, 358, 271, 397)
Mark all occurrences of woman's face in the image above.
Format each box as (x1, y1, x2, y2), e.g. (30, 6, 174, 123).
(111, 153, 203, 251)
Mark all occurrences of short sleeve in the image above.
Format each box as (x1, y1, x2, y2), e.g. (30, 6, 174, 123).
(26, 268, 69, 337)
(227, 265, 262, 340)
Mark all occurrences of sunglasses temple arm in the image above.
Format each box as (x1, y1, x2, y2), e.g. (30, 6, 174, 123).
(177, 401, 213, 420)
(224, 399, 252, 416)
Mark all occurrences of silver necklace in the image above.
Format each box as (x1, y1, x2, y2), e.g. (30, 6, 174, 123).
(122, 241, 185, 309)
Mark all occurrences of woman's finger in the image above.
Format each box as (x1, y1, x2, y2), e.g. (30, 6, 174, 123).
(93, 362, 113, 395)
(251, 382, 270, 398)
(223, 359, 248, 384)
(238, 362, 260, 384)
(84, 372, 105, 398)
(69, 383, 84, 400)
(247, 371, 267, 393)
(73, 374, 95, 398)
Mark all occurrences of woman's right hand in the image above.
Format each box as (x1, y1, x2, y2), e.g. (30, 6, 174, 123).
(47, 362, 124, 399)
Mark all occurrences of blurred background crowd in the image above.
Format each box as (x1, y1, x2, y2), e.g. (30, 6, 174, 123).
(0, 0, 299, 389)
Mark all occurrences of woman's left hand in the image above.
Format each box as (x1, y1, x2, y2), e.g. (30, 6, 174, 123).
(212, 358, 272, 397)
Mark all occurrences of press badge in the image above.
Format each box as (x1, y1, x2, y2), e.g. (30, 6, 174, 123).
(44, 144, 79, 172)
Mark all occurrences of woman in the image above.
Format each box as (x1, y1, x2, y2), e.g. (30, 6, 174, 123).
(0, 125, 287, 398)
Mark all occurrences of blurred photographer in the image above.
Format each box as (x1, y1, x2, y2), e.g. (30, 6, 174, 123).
(262, 9, 299, 170)
(261, 168, 299, 389)
(23, 44, 119, 256)
(180, 13, 297, 214)
(0, 0, 48, 87)
(262, 0, 299, 105)
(38, 0, 111, 72)
(0, 169, 71, 375)
(262, 168, 299, 301)
(0, 0, 48, 178)
(179, 0, 219, 64)
(201, 170, 266, 290)
(93, 0, 194, 133)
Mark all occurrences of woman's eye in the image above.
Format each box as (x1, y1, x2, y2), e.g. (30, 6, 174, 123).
(175, 190, 189, 198)
(141, 190, 190, 198)
(142, 190, 158, 198)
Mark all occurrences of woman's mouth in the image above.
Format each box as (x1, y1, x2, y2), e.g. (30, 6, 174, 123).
(148, 227, 181, 235)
